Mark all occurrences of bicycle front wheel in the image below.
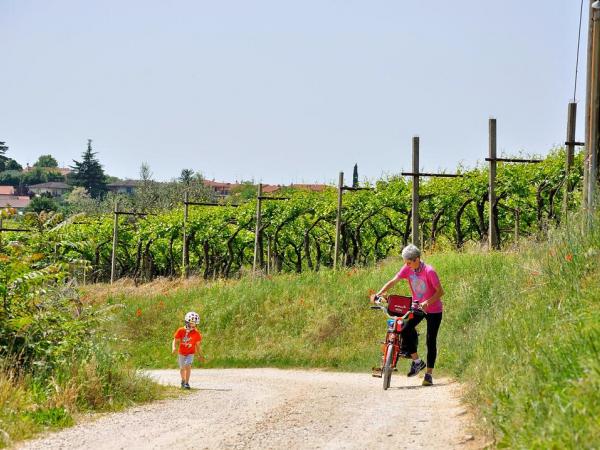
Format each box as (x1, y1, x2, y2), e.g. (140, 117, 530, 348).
(382, 343, 394, 390)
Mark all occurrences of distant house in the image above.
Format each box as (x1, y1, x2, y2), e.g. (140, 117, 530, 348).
(0, 195, 31, 211)
(202, 180, 242, 197)
(0, 186, 15, 196)
(28, 182, 71, 197)
(107, 180, 141, 195)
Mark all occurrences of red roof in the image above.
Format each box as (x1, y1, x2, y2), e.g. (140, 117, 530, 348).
(262, 185, 281, 193)
(0, 186, 15, 195)
(0, 195, 31, 208)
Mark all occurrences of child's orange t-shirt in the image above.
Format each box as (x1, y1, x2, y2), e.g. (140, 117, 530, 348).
(173, 327, 202, 355)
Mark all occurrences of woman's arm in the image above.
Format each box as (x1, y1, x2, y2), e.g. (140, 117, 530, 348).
(376, 277, 400, 297)
(422, 285, 444, 310)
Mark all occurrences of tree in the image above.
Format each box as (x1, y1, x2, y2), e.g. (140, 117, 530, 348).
(27, 196, 58, 213)
(5, 159, 22, 171)
(140, 162, 153, 182)
(179, 169, 195, 185)
(352, 164, 359, 188)
(0, 141, 9, 171)
(66, 186, 91, 204)
(230, 181, 257, 201)
(70, 139, 107, 199)
(33, 154, 59, 168)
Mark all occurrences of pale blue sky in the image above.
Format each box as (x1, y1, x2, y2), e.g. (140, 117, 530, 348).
(0, 1, 588, 184)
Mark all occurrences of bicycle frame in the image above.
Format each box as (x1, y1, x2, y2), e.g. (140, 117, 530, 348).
(371, 297, 423, 390)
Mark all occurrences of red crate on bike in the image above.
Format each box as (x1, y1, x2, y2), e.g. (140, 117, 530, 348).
(386, 295, 412, 317)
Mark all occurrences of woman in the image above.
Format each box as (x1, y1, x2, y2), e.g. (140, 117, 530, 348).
(373, 244, 444, 386)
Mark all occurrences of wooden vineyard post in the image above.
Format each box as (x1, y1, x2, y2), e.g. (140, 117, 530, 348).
(110, 209, 150, 283)
(267, 236, 271, 275)
(253, 183, 263, 275)
(251, 186, 288, 275)
(411, 136, 420, 248)
(181, 199, 239, 278)
(182, 191, 190, 278)
(488, 118, 499, 250)
(333, 172, 344, 270)
(485, 119, 542, 250)
(563, 102, 582, 219)
(110, 202, 119, 284)
(332, 172, 375, 269)
(401, 138, 462, 250)
(514, 208, 521, 242)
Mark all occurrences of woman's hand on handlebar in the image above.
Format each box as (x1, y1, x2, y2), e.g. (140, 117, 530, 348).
(370, 293, 385, 304)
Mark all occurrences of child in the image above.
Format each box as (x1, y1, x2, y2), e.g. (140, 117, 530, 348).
(172, 311, 203, 389)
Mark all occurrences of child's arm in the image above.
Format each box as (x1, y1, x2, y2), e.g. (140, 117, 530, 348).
(195, 341, 206, 363)
(171, 338, 179, 354)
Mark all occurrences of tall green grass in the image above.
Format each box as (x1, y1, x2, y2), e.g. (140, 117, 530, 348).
(0, 354, 167, 448)
(101, 217, 600, 449)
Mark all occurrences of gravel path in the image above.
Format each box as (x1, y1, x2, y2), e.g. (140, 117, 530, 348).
(17, 368, 485, 450)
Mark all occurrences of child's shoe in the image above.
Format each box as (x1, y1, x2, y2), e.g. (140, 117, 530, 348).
(181, 380, 186, 389)
(184, 382, 191, 390)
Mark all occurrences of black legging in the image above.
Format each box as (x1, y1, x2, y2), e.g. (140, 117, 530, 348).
(400, 312, 443, 368)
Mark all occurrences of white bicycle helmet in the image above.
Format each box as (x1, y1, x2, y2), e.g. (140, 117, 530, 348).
(184, 311, 200, 325)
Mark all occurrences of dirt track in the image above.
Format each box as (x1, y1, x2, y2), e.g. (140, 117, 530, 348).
(17, 368, 485, 450)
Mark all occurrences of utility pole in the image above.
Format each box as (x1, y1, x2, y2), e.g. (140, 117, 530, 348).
(586, 1, 600, 213)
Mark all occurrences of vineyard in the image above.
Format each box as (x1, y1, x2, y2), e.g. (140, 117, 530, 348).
(4, 148, 583, 283)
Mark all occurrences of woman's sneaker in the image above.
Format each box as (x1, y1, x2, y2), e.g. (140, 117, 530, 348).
(422, 373, 433, 386)
(181, 380, 186, 389)
(184, 382, 191, 390)
(407, 360, 426, 377)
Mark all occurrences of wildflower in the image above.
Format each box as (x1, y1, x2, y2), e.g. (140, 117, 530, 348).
(136, 307, 142, 317)
(565, 254, 573, 262)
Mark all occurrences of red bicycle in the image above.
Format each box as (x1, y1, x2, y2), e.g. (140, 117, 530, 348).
(370, 294, 425, 390)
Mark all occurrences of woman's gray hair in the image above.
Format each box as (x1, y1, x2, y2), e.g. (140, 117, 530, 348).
(401, 244, 421, 261)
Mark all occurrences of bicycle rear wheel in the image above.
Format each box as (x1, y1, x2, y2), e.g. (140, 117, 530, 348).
(382, 343, 394, 390)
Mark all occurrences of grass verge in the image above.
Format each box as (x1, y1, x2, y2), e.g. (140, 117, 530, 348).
(0, 351, 169, 447)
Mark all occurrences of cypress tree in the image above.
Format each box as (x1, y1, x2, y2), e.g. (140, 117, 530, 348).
(352, 163, 359, 188)
(70, 139, 108, 199)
